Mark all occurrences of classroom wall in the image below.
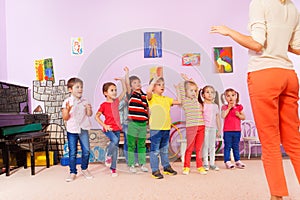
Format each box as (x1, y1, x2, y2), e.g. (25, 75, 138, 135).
(1, 0, 300, 128)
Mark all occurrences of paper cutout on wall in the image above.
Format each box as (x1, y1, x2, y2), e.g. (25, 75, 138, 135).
(182, 53, 201, 66)
(35, 58, 55, 82)
(150, 66, 163, 79)
(144, 32, 162, 58)
(213, 47, 233, 73)
(71, 37, 83, 55)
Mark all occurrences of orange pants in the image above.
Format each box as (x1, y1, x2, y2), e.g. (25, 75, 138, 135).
(247, 68, 300, 196)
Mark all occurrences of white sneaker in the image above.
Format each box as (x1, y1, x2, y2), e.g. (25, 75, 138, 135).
(203, 165, 209, 171)
(129, 165, 137, 173)
(140, 164, 149, 172)
(81, 169, 93, 179)
(66, 173, 76, 182)
(210, 165, 220, 171)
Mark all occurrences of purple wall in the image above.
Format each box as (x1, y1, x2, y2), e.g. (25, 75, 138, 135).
(0, 0, 7, 80)
(1, 0, 300, 127)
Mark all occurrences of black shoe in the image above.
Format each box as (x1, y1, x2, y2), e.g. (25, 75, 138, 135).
(163, 166, 177, 175)
(151, 170, 164, 179)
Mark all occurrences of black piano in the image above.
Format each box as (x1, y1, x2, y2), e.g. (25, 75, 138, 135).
(0, 113, 50, 176)
(0, 82, 50, 176)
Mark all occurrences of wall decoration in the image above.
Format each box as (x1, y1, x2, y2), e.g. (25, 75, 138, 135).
(182, 53, 201, 66)
(150, 66, 163, 79)
(144, 32, 162, 58)
(71, 37, 83, 55)
(213, 47, 233, 73)
(34, 58, 55, 82)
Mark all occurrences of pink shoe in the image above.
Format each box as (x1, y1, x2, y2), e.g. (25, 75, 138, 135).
(225, 161, 235, 169)
(111, 169, 118, 177)
(105, 155, 112, 167)
(235, 160, 246, 169)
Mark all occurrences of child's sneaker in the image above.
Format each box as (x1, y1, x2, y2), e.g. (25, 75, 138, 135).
(111, 169, 118, 177)
(197, 167, 208, 175)
(65, 173, 76, 182)
(105, 155, 112, 167)
(182, 167, 190, 175)
(210, 165, 220, 171)
(163, 166, 177, 175)
(151, 170, 164, 179)
(135, 163, 140, 167)
(203, 165, 209, 171)
(81, 169, 93, 179)
(140, 164, 149, 172)
(129, 165, 137, 173)
(235, 160, 246, 169)
(225, 161, 235, 169)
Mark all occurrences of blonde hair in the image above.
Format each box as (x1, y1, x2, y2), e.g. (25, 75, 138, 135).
(280, 0, 286, 3)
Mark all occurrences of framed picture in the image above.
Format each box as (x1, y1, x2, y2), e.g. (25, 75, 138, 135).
(182, 53, 201, 66)
(35, 58, 55, 82)
(71, 37, 83, 55)
(213, 47, 233, 73)
(144, 32, 162, 58)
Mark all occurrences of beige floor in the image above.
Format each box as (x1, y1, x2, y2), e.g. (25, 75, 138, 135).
(0, 159, 299, 200)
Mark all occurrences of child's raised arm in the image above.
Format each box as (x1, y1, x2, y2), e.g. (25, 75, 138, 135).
(124, 66, 131, 94)
(146, 75, 158, 100)
(115, 67, 128, 101)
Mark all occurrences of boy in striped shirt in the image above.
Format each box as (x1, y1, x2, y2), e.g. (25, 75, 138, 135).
(127, 74, 149, 173)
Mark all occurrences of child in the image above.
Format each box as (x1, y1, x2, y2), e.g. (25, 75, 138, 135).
(221, 88, 246, 169)
(198, 85, 221, 171)
(146, 75, 180, 179)
(177, 73, 207, 175)
(95, 68, 127, 177)
(126, 73, 149, 173)
(62, 77, 93, 182)
(119, 93, 129, 163)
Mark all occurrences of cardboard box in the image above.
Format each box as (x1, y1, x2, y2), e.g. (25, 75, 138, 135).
(26, 151, 54, 166)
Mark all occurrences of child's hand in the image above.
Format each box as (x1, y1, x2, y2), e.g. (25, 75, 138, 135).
(85, 104, 92, 112)
(114, 77, 123, 81)
(235, 111, 242, 118)
(150, 74, 159, 85)
(104, 124, 112, 132)
(216, 130, 221, 138)
(66, 101, 73, 113)
(124, 66, 129, 73)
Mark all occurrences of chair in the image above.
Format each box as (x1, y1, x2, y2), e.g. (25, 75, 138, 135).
(241, 120, 261, 159)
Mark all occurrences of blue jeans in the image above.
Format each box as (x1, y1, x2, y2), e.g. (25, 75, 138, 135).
(104, 130, 120, 170)
(67, 129, 90, 174)
(149, 130, 171, 172)
(223, 131, 241, 162)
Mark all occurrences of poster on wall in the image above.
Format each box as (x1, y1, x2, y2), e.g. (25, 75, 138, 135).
(182, 53, 201, 66)
(150, 66, 163, 79)
(35, 58, 55, 82)
(71, 37, 83, 55)
(144, 32, 162, 58)
(213, 47, 233, 73)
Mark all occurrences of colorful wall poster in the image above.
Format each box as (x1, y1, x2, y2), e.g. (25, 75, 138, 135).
(213, 47, 233, 73)
(144, 32, 162, 58)
(150, 66, 163, 79)
(35, 58, 55, 82)
(71, 37, 83, 55)
(182, 53, 201, 66)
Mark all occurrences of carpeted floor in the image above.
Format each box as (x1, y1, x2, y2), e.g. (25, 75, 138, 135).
(0, 159, 299, 200)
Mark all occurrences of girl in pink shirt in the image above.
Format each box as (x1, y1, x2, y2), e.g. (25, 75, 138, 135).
(221, 88, 246, 169)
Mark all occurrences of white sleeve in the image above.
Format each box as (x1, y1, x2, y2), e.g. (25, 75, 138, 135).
(248, 0, 266, 46)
